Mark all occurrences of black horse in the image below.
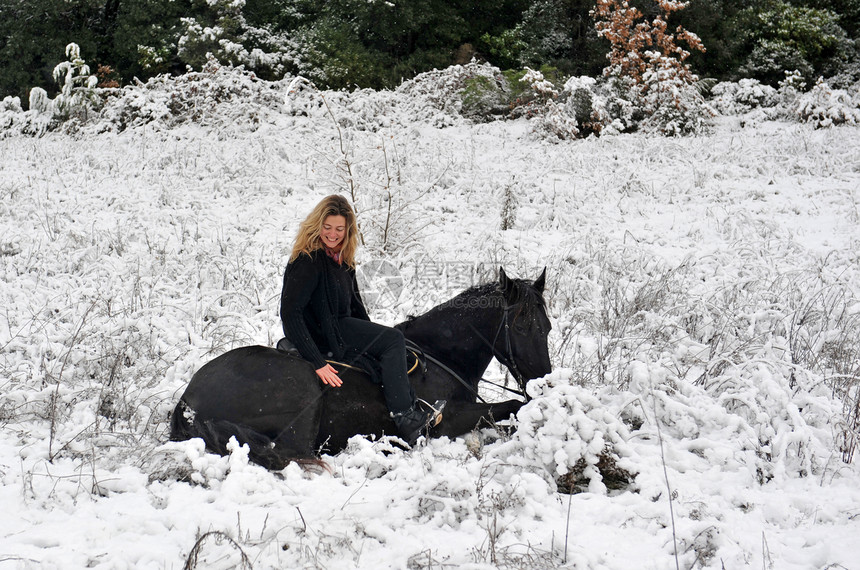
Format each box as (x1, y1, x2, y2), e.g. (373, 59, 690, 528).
(170, 268, 551, 469)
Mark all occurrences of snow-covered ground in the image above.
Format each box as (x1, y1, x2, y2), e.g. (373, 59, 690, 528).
(1, 71, 859, 569)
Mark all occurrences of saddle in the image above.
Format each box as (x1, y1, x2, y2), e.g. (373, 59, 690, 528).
(276, 337, 423, 376)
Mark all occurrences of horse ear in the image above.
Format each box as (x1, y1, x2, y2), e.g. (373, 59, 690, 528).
(534, 267, 546, 294)
(499, 267, 514, 296)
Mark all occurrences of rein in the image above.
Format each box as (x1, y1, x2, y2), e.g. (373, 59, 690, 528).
(405, 292, 530, 403)
(405, 339, 489, 404)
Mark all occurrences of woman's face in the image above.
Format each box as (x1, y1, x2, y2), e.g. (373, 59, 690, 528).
(321, 215, 347, 250)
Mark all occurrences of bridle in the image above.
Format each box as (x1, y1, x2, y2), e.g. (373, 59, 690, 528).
(486, 298, 531, 401)
(405, 293, 532, 404)
(466, 295, 532, 402)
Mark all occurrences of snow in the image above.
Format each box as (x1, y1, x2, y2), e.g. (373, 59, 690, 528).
(1, 70, 859, 569)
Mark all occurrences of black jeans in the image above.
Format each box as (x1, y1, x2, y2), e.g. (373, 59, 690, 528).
(338, 317, 415, 414)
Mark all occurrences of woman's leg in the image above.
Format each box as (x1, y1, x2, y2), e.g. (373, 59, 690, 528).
(337, 317, 414, 413)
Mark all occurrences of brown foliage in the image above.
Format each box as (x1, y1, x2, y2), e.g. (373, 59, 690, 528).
(97, 65, 121, 89)
(591, 0, 705, 87)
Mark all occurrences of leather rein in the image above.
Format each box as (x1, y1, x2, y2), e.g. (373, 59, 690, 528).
(407, 295, 529, 404)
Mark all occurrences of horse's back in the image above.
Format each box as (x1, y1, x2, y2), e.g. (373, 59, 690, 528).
(181, 345, 323, 429)
(172, 345, 328, 466)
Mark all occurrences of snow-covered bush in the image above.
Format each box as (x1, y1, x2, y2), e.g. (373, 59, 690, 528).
(510, 68, 581, 140)
(520, 67, 557, 101)
(796, 78, 860, 128)
(95, 58, 286, 132)
(2, 57, 293, 135)
(710, 361, 839, 482)
(709, 72, 860, 128)
(591, 0, 710, 136)
(624, 356, 842, 488)
(0, 96, 25, 136)
(396, 61, 505, 126)
(492, 372, 637, 494)
(0, 44, 101, 137)
(560, 76, 615, 136)
(638, 53, 714, 135)
(0, 95, 21, 113)
(395, 62, 581, 138)
(459, 74, 509, 122)
(0, 91, 54, 138)
(28, 87, 52, 115)
(528, 101, 581, 141)
(711, 79, 779, 115)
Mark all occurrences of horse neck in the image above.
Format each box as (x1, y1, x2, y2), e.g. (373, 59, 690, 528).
(400, 290, 504, 382)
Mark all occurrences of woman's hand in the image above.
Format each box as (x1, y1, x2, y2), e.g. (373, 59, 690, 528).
(315, 363, 342, 387)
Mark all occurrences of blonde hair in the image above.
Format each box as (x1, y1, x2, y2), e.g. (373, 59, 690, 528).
(290, 195, 359, 268)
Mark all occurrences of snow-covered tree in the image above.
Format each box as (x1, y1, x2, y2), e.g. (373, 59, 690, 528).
(591, 0, 711, 134)
(736, 1, 855, 86)
(177, 0, 301, 79)
(52, 43, 99, 120)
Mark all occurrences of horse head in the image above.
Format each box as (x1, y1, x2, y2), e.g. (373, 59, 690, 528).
(495, 267, 552, 400)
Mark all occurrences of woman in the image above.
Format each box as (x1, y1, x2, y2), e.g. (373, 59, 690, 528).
(280, 194, 441, 445)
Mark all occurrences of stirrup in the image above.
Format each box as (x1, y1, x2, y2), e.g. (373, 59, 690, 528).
(417, 398, 446, 427)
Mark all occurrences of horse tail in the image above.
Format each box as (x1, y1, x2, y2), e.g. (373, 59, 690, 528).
(169, 400, 328, 472)
(169, 399, 196, 442)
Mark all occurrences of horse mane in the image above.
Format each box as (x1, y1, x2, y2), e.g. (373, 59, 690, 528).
(397, 277, 545, 329)
(502, 278, 546, 308)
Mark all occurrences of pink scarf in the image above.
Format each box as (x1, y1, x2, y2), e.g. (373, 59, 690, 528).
(324, 246, 342, 265)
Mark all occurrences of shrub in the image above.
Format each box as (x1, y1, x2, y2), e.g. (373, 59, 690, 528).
(503, 67, 584, 141)
(740, 39, 815, 87)
(0, 89, 54, 138)
(638, 54, 714, 135)
(95, 58, 286, 132)
(508, 67, 560, 116)
(710, 78, 779, 115)
(396, 61, 506, 126)
(529, 100, 581, 141)
(0, 96, 26, 137)
(796, 78, 860, 128)
(491, 374, 637, 494)
(460, 75, 509, 121)
(558, 75, 634, 136)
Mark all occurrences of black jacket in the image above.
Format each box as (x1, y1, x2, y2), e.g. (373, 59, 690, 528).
(280, 249, 370, 370)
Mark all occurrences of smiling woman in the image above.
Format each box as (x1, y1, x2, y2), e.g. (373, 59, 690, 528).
(280, 194, 442, 444)
(320, 215, 346, 250)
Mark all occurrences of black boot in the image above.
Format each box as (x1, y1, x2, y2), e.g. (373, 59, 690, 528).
(392, 400, 445, 446)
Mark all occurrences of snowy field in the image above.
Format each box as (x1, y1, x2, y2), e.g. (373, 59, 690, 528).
(1, 68, 860, 569)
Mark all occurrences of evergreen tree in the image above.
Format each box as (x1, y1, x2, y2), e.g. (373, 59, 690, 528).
(0, 0, 103, 101)
(672, 0, 747, 80)
(113, 0, 193, 79)
(514, 0, 608, 76)
(735, 0, 854, 85)
(176, 0, 299, 79)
